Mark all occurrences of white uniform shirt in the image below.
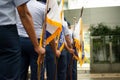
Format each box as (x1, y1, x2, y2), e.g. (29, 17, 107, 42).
(69, 29, 73, 44)
(63, 21, 70, 36)
(0, 0, 29, 25)
(62, 20, 71, 44)
(16, 0, 45, 38)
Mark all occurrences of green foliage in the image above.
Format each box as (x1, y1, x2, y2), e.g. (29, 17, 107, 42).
(89, 23, 120, 36)
(112, 26, 120, 35)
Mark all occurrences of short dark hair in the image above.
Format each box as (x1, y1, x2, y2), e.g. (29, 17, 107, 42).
(41, 0, 46, 3)
(67, 22, 71, 27)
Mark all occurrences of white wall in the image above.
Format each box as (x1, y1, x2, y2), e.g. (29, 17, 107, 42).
(64, 6, 120, 29)
(68, 0, 120, 9)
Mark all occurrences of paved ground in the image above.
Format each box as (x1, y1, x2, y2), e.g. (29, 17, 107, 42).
(28, 71, 120, 80)
(77, 64, 120, 80)
(77, 78, 120, 80)
(77, 73, 120, 80)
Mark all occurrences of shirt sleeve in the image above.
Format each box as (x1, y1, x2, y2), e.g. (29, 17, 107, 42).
(13, 0, 30, 7)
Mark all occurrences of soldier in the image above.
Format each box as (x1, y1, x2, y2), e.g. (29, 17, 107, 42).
(66, 19, 77, 80)
(0, 0, 45, 79)
(16, 0, 46, 80)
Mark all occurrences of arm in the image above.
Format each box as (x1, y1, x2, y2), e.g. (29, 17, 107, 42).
(64, 42, 70, 52)
(17, 3, 45, 55)
(65, 35, 73, 48)
(50, 39, 61, 58)
(65, 35, 74, 54)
